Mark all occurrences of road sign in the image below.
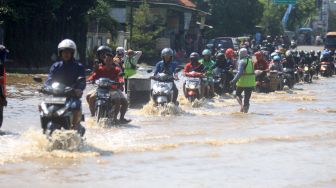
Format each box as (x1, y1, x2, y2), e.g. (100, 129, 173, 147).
(272, 0, 296, 4)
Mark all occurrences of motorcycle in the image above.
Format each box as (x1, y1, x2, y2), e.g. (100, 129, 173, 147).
(320, 62, 332, 77)
(255, 70, 270, 93)
(94, 78, 122, 123)
(282, 68, 295, 88)
(295, 66, 304, 83)
(213, 67, 235, 95)
(184, 71, 204, 103)
(151, 73, 175, 106)
(303, 64, 312, 83)
(33, 77, 85, 137)
(269, 70, 284, 91)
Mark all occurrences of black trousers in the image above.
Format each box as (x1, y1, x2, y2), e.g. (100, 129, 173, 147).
(235, 87, 253, 107)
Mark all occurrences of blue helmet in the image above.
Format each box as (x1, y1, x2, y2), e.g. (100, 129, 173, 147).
(273, 55, 281, 62)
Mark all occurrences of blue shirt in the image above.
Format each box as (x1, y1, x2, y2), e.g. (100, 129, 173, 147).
(45, 60, 86, 90)
(154, 60, 178, 76)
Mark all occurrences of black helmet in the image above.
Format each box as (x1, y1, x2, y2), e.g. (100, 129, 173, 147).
(216, 52, 225, 61)
(97, 45, 112, 56)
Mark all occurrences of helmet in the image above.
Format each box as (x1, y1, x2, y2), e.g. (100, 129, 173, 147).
(161, 48, 174, 57)
(225, 48, 234, 58)
(202, 49, 211, 56)
(273, 55, 281, 62)
(254, 51, 263, 60)
(97, 45, 112, 55)
(310, 50, 315, 55)
(271, 52, 278, 58)
(189, 52, 200, 60)
(57, 39, 76, 55)
(216, 52, 225, 61)
(239, 48, 248, 58)
(116, 47, 125, 55)
(285, 50, 292, 57)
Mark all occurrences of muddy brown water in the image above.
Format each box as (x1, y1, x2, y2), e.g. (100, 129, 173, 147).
(1, 50, 336, 187)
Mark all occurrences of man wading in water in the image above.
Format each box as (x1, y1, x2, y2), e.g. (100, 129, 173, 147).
(231, 48, 256, 113)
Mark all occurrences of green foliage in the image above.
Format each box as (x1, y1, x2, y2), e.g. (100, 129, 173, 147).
(259, 0, 317, 35)
(88, 0, 119, 41)
(131, 1, 163, 60)
(2, 0, 95, 68)
(194, 0, 263, 37)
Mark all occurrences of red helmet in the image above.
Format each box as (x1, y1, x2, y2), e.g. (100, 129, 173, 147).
(254, 51, 263, 60)
(225, 48, 234, 58)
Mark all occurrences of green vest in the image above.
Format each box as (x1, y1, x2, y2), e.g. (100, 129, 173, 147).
(124, 57, 136, 77)
(236, 58, 256, 87)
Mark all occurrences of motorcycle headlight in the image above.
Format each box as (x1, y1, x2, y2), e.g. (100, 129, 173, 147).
(189, 84, 196, 89)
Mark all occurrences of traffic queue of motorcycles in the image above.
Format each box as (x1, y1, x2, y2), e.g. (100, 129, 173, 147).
(31, 39, 336, 141)
(152, 44, 336, 107)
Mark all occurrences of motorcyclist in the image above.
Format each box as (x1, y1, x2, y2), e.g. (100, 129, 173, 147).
(0, 45, 8, 129)
(153, 48, 179, 105)
(183, 52, 206, 98)
(230, 48, 256, 113)
(269, 55, 284, 72)
(199, 49, 215, 96)
(93, 45, 113, 71)
(87, 52, 131, 124)
(283, 50, 296, 69)
(44, 39, 86, 133)
(253, 51, 269, 81)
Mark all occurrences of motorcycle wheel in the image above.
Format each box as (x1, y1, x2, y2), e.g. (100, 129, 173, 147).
(96, 106, 102, 123)
(188, 96, 195, 103)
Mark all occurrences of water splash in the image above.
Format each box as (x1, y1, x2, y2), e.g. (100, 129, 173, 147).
(139, 101, 184, 116)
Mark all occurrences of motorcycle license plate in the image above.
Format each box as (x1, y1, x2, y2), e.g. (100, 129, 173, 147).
(44, 97, 66, 104)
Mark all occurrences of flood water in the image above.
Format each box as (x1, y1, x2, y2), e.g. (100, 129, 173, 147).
(1, 59, 336, 187)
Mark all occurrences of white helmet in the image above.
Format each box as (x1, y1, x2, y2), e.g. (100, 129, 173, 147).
(239, 48, 248, 59)
(285, 50, 291, 57)
(116, 47, 125, 55)
(57, 39, 77, 55)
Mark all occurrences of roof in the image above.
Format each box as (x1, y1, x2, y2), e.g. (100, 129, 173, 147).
(110, 0, 205, 14)
(326, 32, 336, 36)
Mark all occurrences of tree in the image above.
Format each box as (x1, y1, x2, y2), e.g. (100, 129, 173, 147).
(131, 0, 163, 61)
(88, 0, 119, 42)
(1, 0, 95, 68)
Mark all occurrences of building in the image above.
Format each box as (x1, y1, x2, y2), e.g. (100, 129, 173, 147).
(86, 0, 209, 56)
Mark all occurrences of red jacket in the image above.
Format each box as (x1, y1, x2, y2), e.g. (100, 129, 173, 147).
(254, 59, 269, 71)
(87, 65, 124, 89)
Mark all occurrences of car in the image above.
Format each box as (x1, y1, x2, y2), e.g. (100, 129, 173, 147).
(206, 37, 239, 55)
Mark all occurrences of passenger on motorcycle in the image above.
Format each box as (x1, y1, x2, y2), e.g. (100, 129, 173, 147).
(93, 45, 113, 71)
(153, 48, 179, 105)
(45, 39, 86, 132)
(199, 49, 215, 96)
(269, 55, 284, 72)
(253, 51, 269, 81)
(114, 47, 125, 72)
(225, 48, 236, 69)
(87, 52, 131, 124)
(283, 50, 296, 69)
(183, 52, 206, 98)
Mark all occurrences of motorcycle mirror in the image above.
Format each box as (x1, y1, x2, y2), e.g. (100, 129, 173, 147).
(85, 69, 92, 76)
(33, 76, 43, 83)
(77, 77, 86, 82)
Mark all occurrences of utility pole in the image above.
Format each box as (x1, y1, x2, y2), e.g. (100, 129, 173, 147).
(129, 0, 134, 49)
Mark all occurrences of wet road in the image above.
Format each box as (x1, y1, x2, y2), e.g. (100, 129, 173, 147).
(0, 46, 335, 188)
